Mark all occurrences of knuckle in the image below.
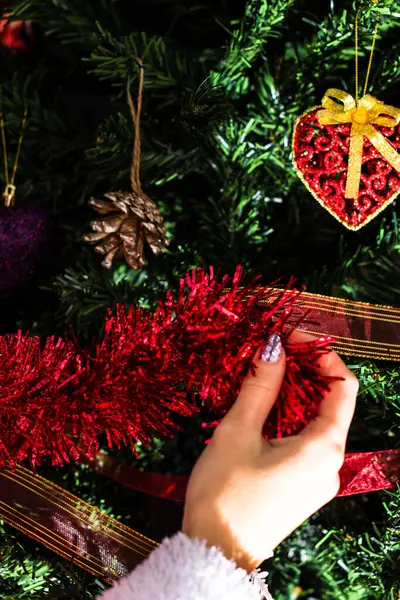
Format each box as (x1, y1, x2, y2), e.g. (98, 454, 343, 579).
(212, 419, 240, 442)
(298, 436, 326, 460)
(241, 379, 274, 394)
(212, 421, 231, 440)
(301, 435, 345, 470)
(328, 444, 346, 470)
(328, 473, 341, 498)
(323, 436, 346, 471)
(344, 370, 359, 393)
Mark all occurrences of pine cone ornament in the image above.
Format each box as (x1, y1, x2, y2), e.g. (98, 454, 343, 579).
(84, 190, 169, 269)
(85, 62, 170, 269)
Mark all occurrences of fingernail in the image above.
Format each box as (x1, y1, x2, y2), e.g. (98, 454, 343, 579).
(260, 333, 282, 363)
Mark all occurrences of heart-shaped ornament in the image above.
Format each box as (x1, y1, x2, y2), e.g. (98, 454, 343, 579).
(292, 89, 400, 231)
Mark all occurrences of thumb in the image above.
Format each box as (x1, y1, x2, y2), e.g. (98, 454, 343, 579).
(222, 333, 286, 435)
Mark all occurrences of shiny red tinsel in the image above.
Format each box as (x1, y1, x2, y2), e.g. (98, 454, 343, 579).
(0, 267, 336, 467)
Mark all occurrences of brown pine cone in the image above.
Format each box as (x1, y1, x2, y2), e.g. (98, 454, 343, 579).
(84, 190, 170, 269)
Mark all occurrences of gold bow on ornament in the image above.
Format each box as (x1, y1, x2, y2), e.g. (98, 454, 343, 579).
(317, 88, 400, 200)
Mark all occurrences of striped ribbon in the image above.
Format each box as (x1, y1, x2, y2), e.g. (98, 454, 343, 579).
(258, 288, 400, 361)
(0, 465, 158, 583)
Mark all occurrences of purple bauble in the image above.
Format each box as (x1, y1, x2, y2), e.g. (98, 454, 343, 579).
(0, 204, 54, 300)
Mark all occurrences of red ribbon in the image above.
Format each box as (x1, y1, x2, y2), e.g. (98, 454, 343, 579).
(338, 449, 400, 495)
(83, 448, 400, 501)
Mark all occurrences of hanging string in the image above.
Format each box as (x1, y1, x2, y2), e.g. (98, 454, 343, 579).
(354, 2, 381, 104)
(363, 9, 380, 97)
(0, 94, 28, 207)
(126, 58, 144, 196)
(355, 8, 360, 103)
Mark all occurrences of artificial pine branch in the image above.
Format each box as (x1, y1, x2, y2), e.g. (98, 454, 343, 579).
(13, 0, 122, 49)
(219, 0, 298, 96)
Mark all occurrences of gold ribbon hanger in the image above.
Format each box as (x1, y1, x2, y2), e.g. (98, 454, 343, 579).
(317, 89, 400, 200)
(316, 2, 400, 201)
(0, 93, 28, 207)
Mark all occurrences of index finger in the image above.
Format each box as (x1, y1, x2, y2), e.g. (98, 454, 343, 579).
(288, 330, 359, 449)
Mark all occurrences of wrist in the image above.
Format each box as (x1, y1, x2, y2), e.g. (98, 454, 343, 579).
(181, 513, 256, 573)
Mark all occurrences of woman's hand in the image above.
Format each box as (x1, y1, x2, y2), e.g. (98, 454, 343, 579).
(181, 331, 358, 573)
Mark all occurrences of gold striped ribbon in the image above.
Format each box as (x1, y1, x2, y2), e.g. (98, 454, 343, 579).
(0, 465, 158, 584)
(254, 288, 400, 361)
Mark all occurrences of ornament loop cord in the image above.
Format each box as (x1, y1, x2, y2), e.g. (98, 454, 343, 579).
(127, 58, 144, 196)
(0, 96, 28, 207)
(355, 2, 380, 103)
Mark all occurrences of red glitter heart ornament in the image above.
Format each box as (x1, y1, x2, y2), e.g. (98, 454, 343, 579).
(292, 94, 400, 231)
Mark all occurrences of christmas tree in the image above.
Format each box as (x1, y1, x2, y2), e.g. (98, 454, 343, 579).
(0, 0, 399, 598)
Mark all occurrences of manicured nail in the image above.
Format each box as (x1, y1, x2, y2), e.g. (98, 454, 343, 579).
(260, 333, 282, 363)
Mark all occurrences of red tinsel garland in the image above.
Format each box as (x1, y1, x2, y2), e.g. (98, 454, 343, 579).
(0, 267, 335, 467)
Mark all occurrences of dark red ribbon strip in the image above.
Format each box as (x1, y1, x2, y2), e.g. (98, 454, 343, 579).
(83, 448, 400, 501)
(338, 449, 400, 495)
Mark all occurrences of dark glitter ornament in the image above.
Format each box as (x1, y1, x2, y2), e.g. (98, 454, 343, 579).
(0, 204, 53, 300)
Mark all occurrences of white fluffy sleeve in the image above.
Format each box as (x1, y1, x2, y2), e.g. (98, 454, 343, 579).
(98, 531, 273, 600)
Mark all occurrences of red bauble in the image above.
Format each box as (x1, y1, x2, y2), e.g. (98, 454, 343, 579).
(0, 17, 34, 52)
(293, 107, 400, 230)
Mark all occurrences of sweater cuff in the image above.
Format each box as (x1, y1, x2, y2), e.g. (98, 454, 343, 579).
(98, 531, 273, 600)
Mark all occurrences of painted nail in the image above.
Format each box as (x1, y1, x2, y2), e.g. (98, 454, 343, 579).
(260, 333, 282, 363)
